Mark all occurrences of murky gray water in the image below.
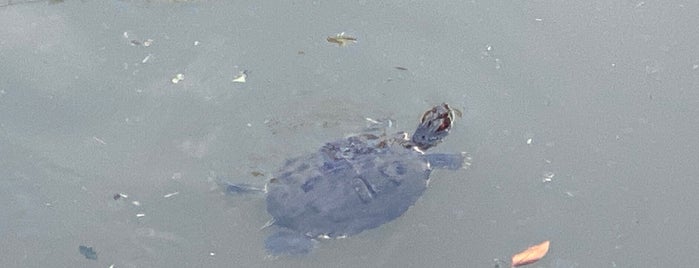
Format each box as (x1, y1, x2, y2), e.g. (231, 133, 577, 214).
(1, 1, 698, 267)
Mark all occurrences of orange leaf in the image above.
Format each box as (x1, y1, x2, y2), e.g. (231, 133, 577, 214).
(511, 240, 550, 267)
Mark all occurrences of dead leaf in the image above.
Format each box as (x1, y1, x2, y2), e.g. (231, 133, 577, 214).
(327, 32, 357, 47)
(232, 71, 248, 83)
(511, 240, 550, 267)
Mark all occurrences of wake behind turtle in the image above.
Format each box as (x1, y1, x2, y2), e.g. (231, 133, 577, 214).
(225, 103, 470, 255)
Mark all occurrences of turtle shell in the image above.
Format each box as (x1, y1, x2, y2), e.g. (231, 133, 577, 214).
(265, 133, 431, 239)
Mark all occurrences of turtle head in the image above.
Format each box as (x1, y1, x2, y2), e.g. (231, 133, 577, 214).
(411, 103, 459, 151)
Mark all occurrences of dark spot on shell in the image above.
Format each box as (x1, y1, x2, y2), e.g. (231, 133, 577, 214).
(296, 163, 310, 172)
(380, 161, 407, 177)
(301, 176, 321, 192)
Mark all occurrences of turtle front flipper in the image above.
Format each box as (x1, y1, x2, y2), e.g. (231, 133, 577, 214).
(265, 230, 316, 255)
(423, 152, 472, 170)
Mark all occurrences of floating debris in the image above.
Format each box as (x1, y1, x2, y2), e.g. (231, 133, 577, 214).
(132, 201, 141, 206)
(113, 193, 128, 200)
(171, 73, 185, 84)
(142, 54, 152, 63)
(136, 213, 146, 218)
(232, 70, 248, 83)
(251, 171, 265, 177)
(93, 136, 107, 145)
(511, 240, 550, 267)
(327, 32, 357, 47)
(129, 37, 153, 47)
(79, 245, 98, 260)
(164, 192, 180, 198)
(526, 138, 532, 145)
(364, 117, 393, 131)
(394, 66, 408, 71)
(542, 171, 555, 183)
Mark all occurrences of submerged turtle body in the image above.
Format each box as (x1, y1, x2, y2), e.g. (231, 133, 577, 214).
(266, 134, 432, 239)
(236, 104, 468, 255)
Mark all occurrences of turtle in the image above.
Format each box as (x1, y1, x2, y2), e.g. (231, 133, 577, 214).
(224, 103, 470, 255)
